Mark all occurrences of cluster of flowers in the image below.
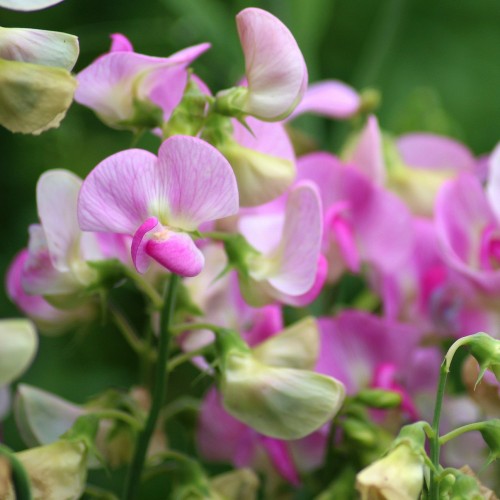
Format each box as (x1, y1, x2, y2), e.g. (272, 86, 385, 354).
(2, 1, 500, 499)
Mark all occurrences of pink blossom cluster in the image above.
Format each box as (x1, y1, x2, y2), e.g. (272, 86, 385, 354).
(4, 5, 500, 497)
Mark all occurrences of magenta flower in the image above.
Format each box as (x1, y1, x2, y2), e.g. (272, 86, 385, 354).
(75, 34, 209, 130)
(78, 136, 239, 277)
(216, 8, 307, 121)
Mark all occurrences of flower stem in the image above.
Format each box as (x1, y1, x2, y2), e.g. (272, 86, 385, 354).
(439, 422, 486, 446)
(429, 363, 448, 500)
(122, 274, 180, 500)
(0, 444, 33, 500)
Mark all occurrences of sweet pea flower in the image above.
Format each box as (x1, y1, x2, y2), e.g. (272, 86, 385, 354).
(215, 8, 307, 122)
(296, 151, 413, 282)
(317, 311, 431, 421)
(0, 27, 78, 134)
(75, 34, 210, 131)
(19, 169, 127, 304)
(78, 136, 239, 277)
(436, 146, 500, 295)
(235, 181, 324, 307)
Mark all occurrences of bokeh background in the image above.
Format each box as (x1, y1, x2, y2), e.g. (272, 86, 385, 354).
(1, 0, 500, 491)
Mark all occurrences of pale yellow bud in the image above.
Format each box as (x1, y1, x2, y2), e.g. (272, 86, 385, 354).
(0, 58, 76, 134)
(5, 440, 87, 500)
(210, 468, 259, 500)
(252, 316, 319, 370)
(356, 443, 424, 500)
(0, 319, 37, 386)
(220, 350, 345, 440)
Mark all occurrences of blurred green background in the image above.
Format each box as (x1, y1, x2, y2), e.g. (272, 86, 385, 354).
(1, 0, 500, 459)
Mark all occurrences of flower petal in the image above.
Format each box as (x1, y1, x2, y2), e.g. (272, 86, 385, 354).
(0, 319, 37, 386)
(265, 182, 323, 296)
(0, 27, 79, 70)
(37, 170, 82, 272)
(0, 0, 64, 11)
(289, 80, 360, 120)
(0, 58, 76, 134)
(131, 217, 159, 274)
(236, 8, 307, 120)
(156, 136, 239, 229)
(78, 148, 157, 234)
(486, 143, 500, 222)
(109, 33, 133, 53)
(145, 229, 205, 277)
(347, 115, 385, 185)
(397, 133, 475, 171)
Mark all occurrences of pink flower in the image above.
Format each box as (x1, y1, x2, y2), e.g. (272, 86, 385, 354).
(75, 34, 209, 130)
(78, 136, 239, 277)
(216, 8, 307, 121)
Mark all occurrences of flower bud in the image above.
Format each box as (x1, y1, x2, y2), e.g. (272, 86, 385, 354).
(0, 58, 77, 134)
(218, 334, 345, 439)
(252, 316, 319, 370)
(439, 469, 486, 500)
(355, 441, 424, 500)
(445, 333, 500, 387)
(479, 419, 500, 465)
(3, 440, 88, 500)
(210, 468, 259, 500)
(355, 389, 403, 409)
(0, 319, 37, 386)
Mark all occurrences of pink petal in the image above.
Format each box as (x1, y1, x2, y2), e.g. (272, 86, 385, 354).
(267, 182, 322, 296)
(236, 8, 307, 120)
(486, 143, 500, 222)
(156, 136, 239, 229)
(78, 149, 157, 234)
(109, 33, 134, 52)
(348, 115, 385, 185)
(397, 133, 475, 171)
(145, 229, 205, 277)
(6, 250, 74, 326)
(75, 43, 210, 125)
(131, 217, 159, 274)
(36, 169, 82, 272)
(289, 80, 360, 120)
(259, 436, 300, 486)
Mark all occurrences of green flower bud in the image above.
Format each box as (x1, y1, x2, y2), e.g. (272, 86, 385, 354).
(0, 58, 76, 134)
(0, 319, 37, 386)
(439, 469, 484, 500)
(445, 333, 500, 387)
(479, 419, 500, 465)
(355, 389, 403, 409)
(343, 417, 378, 448)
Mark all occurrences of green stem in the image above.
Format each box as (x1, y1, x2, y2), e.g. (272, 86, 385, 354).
(429, 363, 448, 500)
(87, 409, 143, 431)
(439, 422, 486, 446)
(109, 304, 145, 356)
(122, 274, 180, 500)
(170, 322, 223, 335)
(168, 346, 211, 372)
(0, 444, 33, 500)
(123, 267, 163, 309)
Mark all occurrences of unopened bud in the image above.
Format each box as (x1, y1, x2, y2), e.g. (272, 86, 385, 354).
(479, 419, 500, 465)
(356, 389, 403, 409)
(210, 468, 259, 500)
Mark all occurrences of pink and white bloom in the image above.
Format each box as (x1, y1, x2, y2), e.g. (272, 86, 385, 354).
(237, 182, 323, 306)
(75, 34, 210, 130)
(216, 8, 307, 121)
(436, 146, 500, 296)
(78, 136, 239, 277)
